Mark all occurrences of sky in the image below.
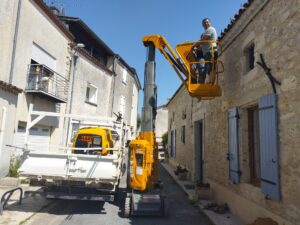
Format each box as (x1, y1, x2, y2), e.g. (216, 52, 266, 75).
(47, 0, 247, 112)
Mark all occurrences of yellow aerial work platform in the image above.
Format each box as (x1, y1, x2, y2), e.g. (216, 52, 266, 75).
(142, 34, 224, 99)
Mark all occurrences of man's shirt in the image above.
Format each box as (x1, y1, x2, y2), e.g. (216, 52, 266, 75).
(201, 26, 217, 54)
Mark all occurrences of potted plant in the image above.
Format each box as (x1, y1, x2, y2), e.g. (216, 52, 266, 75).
(174, 165, 188, 180)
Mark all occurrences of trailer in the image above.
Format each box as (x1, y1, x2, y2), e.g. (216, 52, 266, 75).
(17, 104, 126, 201)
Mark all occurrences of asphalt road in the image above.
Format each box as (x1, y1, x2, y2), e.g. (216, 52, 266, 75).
(25, 164, 213, 225)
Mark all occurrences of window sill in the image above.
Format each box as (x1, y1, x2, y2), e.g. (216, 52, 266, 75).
(85, 100, 97, 107)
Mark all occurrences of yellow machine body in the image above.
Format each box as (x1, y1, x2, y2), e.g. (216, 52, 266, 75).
(128, 131, 158, 191)
(142, 34, 223, 99)
(72, 127, 114, 155)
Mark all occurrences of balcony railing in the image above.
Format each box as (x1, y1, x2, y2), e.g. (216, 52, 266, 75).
(25, 64, 69, 103)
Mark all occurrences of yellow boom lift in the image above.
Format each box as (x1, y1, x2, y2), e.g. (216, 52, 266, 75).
(124, 35, 223, 217)
(143, 34, 224, 99)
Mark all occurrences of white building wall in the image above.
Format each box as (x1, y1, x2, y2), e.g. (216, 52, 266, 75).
(113, 61, 141, 140)
(10, 0, 70, 89)
(0, 0, 19, 83)
(113, 64, 131, 120)
(1, 0, 72, 150)
(130, 83, 139, 139)
(70, 55, 113, 117)
(0, 90, 19, 177)
(155, 106, 168, 145)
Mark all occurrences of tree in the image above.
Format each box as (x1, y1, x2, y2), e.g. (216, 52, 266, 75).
(137, 114, 141, 131)
(162, 132, 168, 151)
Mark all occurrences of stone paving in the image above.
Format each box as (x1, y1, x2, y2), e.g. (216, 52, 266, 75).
(0, 178, 53, 225)
(160, 161, 243, 225)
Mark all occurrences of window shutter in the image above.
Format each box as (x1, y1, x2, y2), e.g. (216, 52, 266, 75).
(259, 94, 280, 200)
(170, 130, 174, 157)
(228, 107, 240, 183)
(174, 129, 176, 157)
(171, 129, 176, 157)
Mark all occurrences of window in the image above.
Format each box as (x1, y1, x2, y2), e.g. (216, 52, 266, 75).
(85, 83, 98, 105)
(244, 43, 255, 73)
(182, 109, 186, 119)
(122, 68, 127, 84)
(229, 100, 278, 198)
(31, 43, 56, 70)
(181, 126, 185, 144)
(248, 106, 261, 186)
(136, 153, 144, 167)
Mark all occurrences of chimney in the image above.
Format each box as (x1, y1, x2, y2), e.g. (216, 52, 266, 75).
(48, 5, 64, 16)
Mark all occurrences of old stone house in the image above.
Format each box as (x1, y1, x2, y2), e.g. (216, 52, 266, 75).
(167, 0, 300, 224)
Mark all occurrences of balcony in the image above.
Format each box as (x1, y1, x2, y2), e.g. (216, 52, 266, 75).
(25, 64, 69, 103)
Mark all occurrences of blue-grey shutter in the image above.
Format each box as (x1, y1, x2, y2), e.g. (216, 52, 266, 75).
(259, 94, 280, 200)
(174, 129, 176, 157)
(170, 129, 176, 157)
(228, 107, 240, 183)
(170, 130, 173, 157)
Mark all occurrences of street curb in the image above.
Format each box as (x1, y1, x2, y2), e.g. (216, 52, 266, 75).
(0, 177, 20, 187)
(160, 162, 243, 225)
(160, 162, 195, 197)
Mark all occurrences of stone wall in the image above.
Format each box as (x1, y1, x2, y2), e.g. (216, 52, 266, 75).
(204, 0, 299, 223)
(167, 85, 194, 178)
(167, 0, 300, 224)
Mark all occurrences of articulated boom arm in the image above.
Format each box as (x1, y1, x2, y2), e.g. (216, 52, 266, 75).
(142, 35, 189, 86)
(142, 34, 223, 99)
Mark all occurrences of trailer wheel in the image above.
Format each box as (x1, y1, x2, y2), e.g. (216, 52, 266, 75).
(124, 196, 131, 218)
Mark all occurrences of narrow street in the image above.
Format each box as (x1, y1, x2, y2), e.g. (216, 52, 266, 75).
(24, 164, 212, 225)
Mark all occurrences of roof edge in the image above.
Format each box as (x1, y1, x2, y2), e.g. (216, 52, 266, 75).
(0, 80, 23, 95)
(33, 0, 74, 41)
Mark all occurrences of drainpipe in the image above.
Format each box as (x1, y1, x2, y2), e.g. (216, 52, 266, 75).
(110, 56, 118, 117)
(64, 43, 84, 147)
(9, 0, 22, 84)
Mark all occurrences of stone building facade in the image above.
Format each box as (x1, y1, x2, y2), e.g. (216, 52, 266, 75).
(167, 0, 300, 224)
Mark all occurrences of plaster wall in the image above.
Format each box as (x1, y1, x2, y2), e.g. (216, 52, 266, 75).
(155, 106, 168, 144)
(70, 55, 113, 117)
(130, 83, 139, 139)
(8, 0, 71, 148)
(0, 90, 19, 177)
(10, 0, 71, 88)
(113, 62, 136, 126)
(0, 0, 19, 83)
